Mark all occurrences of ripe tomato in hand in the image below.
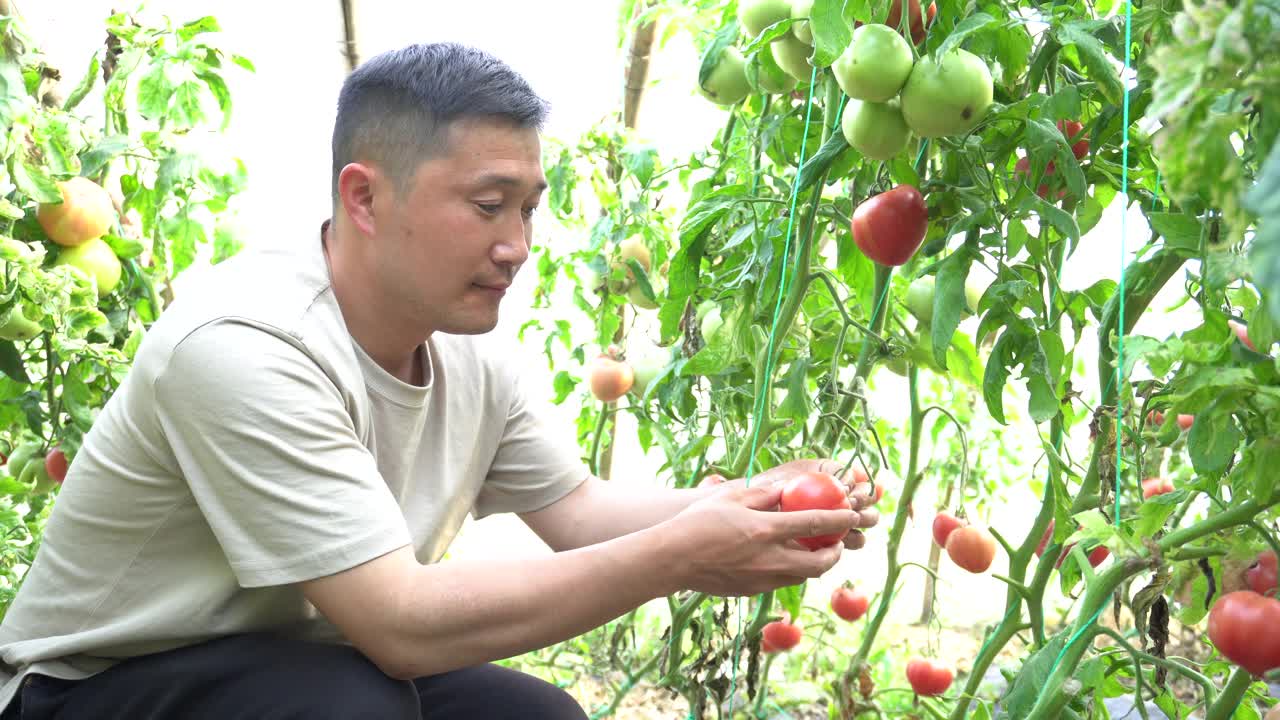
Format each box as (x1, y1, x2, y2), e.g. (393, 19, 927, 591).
(762, 620, 802, 653)
(831, 586, 870, 622)
(1207, 591, 1280, 676)
(906, 658, 954, 696)
(1247, 551, 1277, 596)
(932, 512, 966, 548)
(780, 471, 851, 551)
(945, 526, 996, 573)
(851, 185, 928, 267)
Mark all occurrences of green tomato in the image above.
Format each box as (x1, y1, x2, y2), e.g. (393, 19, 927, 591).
(629, 355, 668, 397)
(627, 282, 660, 310)
(832, 24, 914, 102)
(701, 306, 726, 344)
(771, 34, 816, 82)
(904, 276, 935, 325)
(0, 305, 41, 341)
(6, 441, 41, 480)
(840, 97, 911, 161)
(55, 236, 122, 296)
(900, 49, 994, 138)
(791, 0, 814, 44)
(739, 0, 792, 37)
(698, 47, 751, 106)
(19, 459, 57, 494)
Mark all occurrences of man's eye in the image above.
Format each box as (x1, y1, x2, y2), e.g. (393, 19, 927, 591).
(522, 206, 539, 219)
(476, 203, 502, 215)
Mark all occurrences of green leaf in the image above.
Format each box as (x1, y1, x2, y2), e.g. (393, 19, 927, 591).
(11, 156, 61, 204)
(1149, 212, 1202, 252)
(1187, 411, 1243, 477)
(1247, 142, 1280, 320)
(0, 343, 30, 384)
(931, 244, 976, 369)
(995, 631, 1070, 719)
(230, 54, 256, 73)
(194, 71, 232, 130)
(0, 198, 23, 221)
(170, 80, 207, 129)
(79, 135, 131, 179)
(62, 54, 100, 112)
(161, 215, 207, 276)
(776, 357, 812, 423)
(177, 16, 221, 41)
(551, 370, 577, 404)
(136, 62, 172, 120)
(698, 24, 739, 90)
(622, 144, 657, 188)
(983, 330, 1018, 424)
(936, 13, 999, 58)
(1057, 23, 1125, 104)
(796, 127, 849, 193)
(775, 583, 805, 627)
(213, 222, 243, 264)
(810, 0, 856, 67)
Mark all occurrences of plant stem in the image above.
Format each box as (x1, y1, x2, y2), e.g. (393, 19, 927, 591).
(840, 365, 924, 705)
(1205, 668, 1254, 720)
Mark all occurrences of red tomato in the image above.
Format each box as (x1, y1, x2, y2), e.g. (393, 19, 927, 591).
(762, 621, 802, 653)
(588, 356, 634, 402)
(1014, 156, 1065, 200)
(1176, 414, 1194, 431)
(1228, 320, 1257, 352)
(945, 526, 997, 573)
(1147, 410, 1165, 427)
(831, 586, 871, 622)
(1207, 591, 1280, 676)
(1036, 520, 1109, 569)
(873, 483, 885, 503)
(1056, 119, 1089, 160)
(1141, 476, 1175, 499)
(906, 658, 954, 696)
(44, 448, 68, 485)
(851, 185, 928, 267)
(1247, 551, 1278, 596)
(886, 0, 936, 45)
(780, 471, 852, 550)
(931, 512, 967, 548)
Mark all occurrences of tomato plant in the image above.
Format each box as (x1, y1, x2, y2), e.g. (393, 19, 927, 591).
(0, 8, 250, 616)
(515, 0, 1280, 714)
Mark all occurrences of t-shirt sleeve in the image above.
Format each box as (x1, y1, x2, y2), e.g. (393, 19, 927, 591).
(151, 320, 413, 588)
(471, 368, 590, 519)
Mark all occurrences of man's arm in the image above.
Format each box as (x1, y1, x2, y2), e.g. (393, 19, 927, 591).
(520, 461, 878, 552)
(518, 476, 715, 551)
(302, 482, 859, 680)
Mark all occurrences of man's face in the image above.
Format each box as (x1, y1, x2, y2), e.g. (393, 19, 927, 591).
(372, 116, 546, 337)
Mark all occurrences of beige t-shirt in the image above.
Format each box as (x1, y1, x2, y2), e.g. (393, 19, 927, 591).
(0, 227, 589, 711)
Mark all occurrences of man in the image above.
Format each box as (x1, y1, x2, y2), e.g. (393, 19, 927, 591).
(0, 43, 879, 718)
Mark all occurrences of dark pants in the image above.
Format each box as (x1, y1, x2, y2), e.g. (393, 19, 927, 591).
(6, 633, 588, 719)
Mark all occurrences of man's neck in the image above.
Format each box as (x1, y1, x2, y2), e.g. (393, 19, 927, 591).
(321, 219, 428, 387)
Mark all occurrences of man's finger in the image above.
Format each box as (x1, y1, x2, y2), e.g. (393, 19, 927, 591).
(771, 508, 861, 542)
(849, 482, 875, 509)
(855, 508, 881, 529)
(736, 482, 785, 510)
(842, 530, 867, 551)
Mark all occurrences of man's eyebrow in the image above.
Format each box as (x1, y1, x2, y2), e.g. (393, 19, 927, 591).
(471, 173, 548, 193)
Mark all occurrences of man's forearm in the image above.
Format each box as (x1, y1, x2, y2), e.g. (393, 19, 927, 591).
(522, 478, 717, 551)
(386, 519, 682, 678)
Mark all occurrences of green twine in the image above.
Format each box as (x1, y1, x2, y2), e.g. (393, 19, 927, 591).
(725, 65, 823, 717)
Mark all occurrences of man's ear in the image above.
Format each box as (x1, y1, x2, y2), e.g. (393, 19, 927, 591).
(337, 162, 379, 237)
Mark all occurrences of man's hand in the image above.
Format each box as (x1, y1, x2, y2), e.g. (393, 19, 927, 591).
(697, 459, 881, 551)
